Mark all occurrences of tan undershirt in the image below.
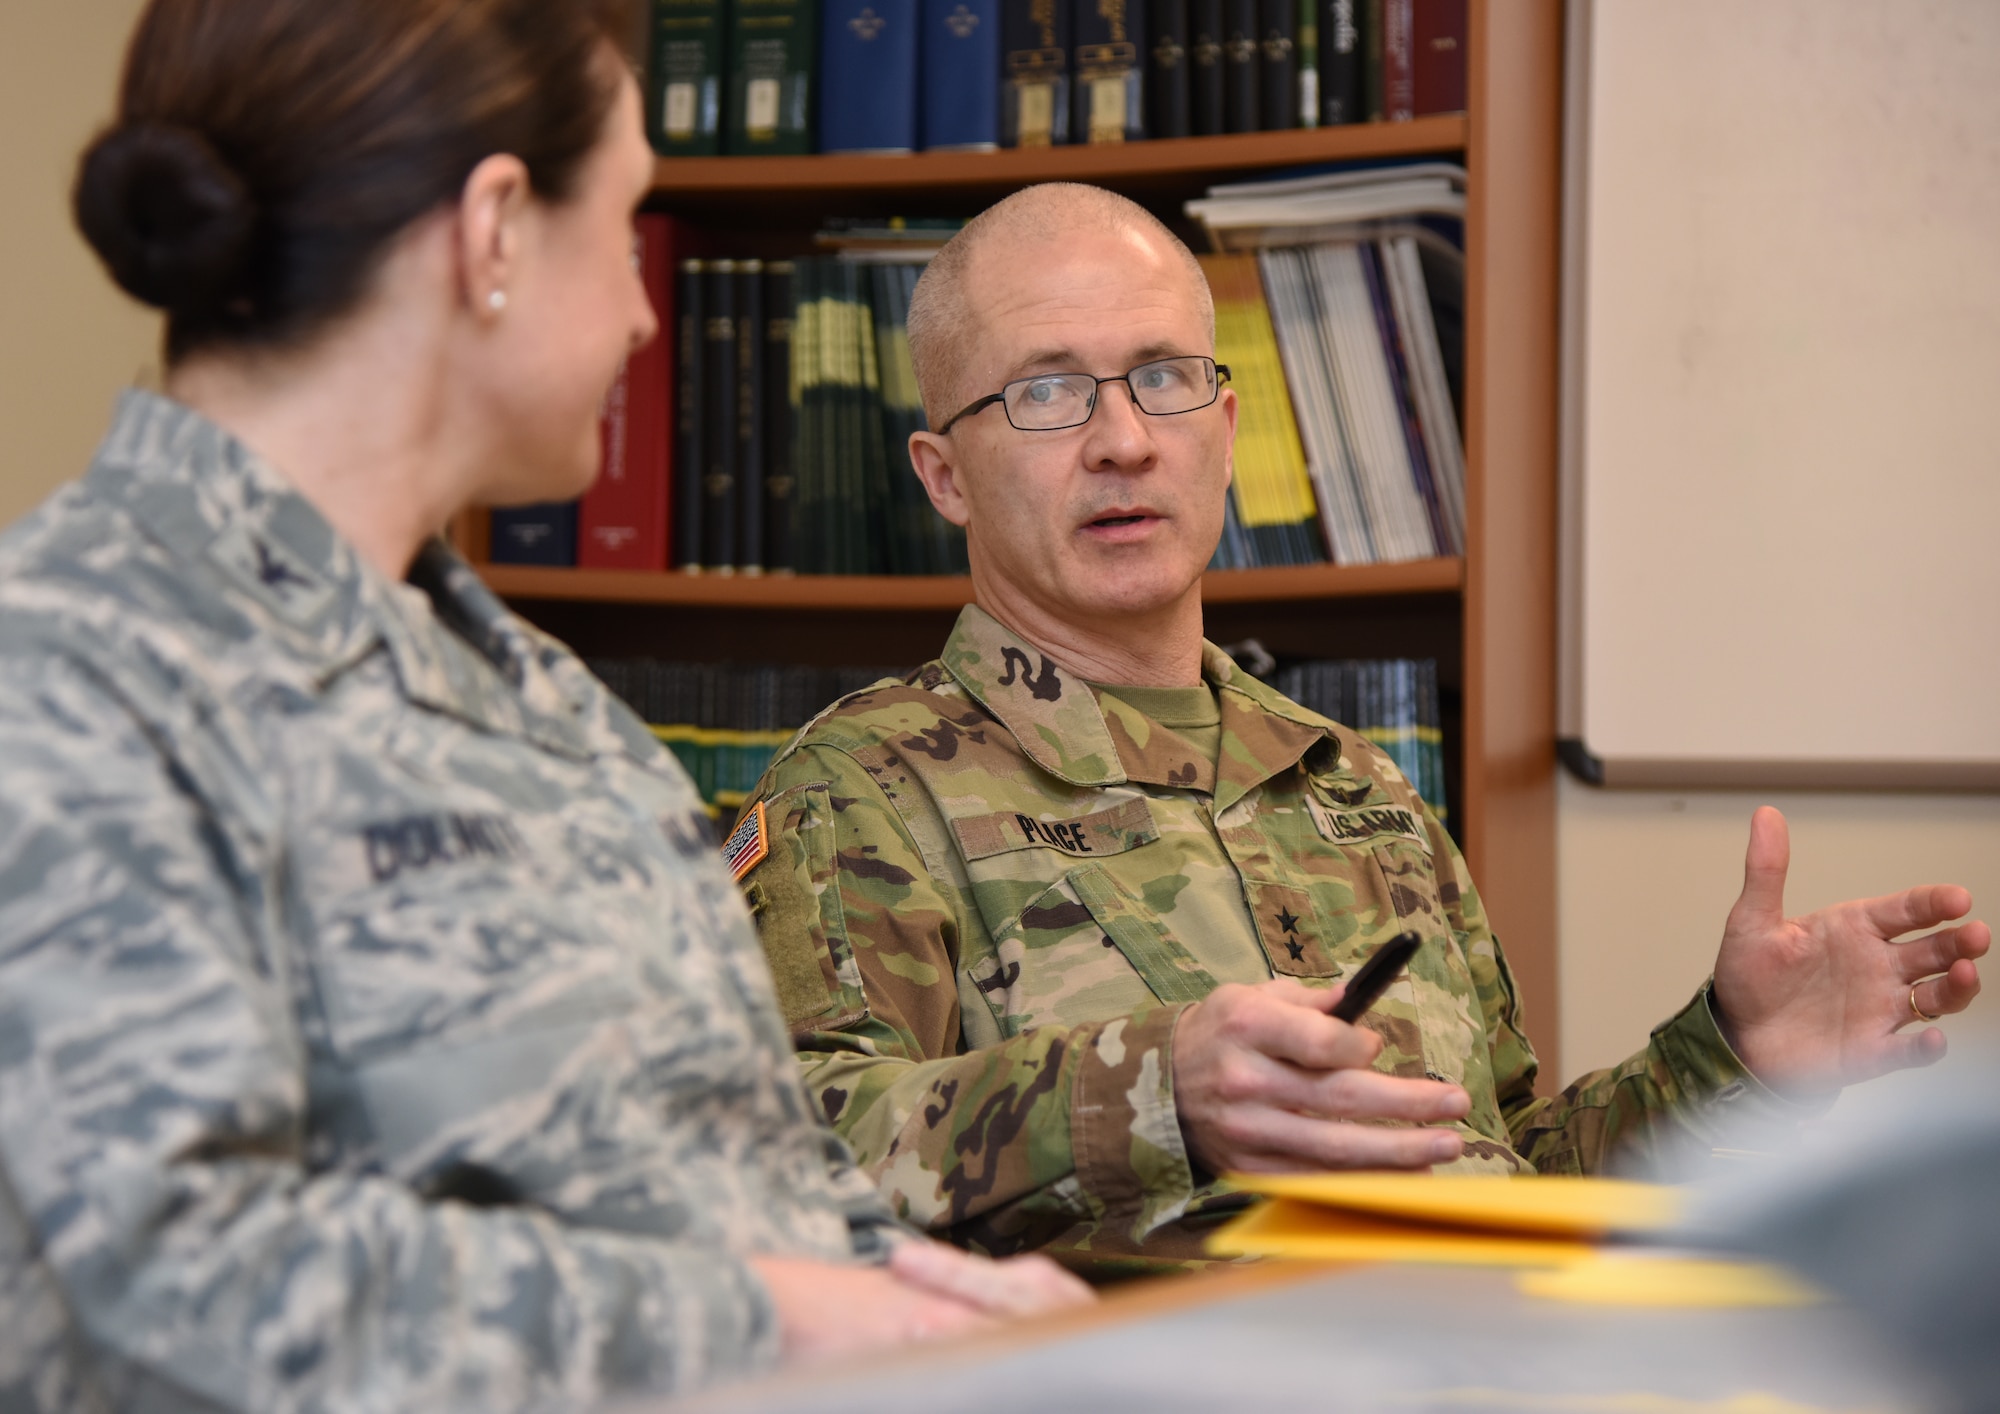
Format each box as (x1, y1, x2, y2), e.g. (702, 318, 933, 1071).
(1092, 682, 1223, 770)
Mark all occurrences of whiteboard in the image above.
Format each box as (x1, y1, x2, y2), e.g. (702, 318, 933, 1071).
(1558, 0, 2000, 789)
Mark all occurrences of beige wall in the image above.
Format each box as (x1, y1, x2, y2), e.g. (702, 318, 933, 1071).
(0, 0, 159, 528)
(1558, 779, 2000, 1082)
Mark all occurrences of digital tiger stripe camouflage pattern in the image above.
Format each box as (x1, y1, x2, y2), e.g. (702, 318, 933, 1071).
(0, 392, 901, 1410)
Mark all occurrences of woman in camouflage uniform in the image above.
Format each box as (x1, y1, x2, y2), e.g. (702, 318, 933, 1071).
(0, 1, 1086, 1407)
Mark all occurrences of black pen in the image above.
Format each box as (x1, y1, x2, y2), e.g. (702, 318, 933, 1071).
(1330, 930, 1422, 1022)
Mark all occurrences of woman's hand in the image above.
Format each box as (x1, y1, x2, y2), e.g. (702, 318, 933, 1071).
(747, 1241, 1093, 1366)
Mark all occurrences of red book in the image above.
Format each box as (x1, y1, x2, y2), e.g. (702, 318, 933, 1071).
(580, 214, 680, 570)
(1378, 0, 1413, 121)
(1410, 0, 1465, 116)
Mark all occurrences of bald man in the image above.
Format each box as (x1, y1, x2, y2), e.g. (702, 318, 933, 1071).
(733, 183, 1987, 1273)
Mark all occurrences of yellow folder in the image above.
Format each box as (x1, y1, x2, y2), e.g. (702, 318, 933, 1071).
(1208, 1174, 1678, 1267)
(1205, 1173, 1817, 1307)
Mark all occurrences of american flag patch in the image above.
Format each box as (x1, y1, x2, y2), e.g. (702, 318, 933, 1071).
(722, 800, 769, 882)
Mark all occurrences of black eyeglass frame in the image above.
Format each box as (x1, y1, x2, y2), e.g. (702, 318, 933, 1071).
(933, 356, 1232, 435)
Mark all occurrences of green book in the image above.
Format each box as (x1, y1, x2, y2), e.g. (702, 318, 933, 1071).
(648, 0, 724, 156)
(852, 264, 895, 574)
(875, 263, 951, 574)
(832, 262, 872, 572)
(869, 265, 915, 573)
(1296, 0, 1319, 127)
(790, 261, 831, 573)
(726, 0, 816, 154)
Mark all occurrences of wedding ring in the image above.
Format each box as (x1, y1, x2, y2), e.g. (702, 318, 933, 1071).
(1909, 984, 1939, 1024)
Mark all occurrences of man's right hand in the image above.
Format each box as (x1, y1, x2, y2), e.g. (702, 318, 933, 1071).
(1171, 977, 1471, 1175)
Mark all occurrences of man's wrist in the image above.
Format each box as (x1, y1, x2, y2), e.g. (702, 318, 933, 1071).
(1070, 1003, 1199, 1227)
(1654, 981, 1830, 1123)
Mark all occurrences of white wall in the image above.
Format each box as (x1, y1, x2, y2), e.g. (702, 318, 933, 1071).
(0, 0, 159, 527)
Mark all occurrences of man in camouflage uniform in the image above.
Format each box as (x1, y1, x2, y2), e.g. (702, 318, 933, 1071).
(736, 184, 1988, 1272)
(0, 392, 1080, 1410)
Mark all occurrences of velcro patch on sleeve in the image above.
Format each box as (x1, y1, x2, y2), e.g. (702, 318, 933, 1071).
(951, 797, 1159, 861)
(722, 800, 770, 882)
(1306, 799, 1431, 854)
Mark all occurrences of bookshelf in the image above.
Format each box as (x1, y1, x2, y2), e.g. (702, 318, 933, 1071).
(476, 557, 1464, 610)
(641, 115, 1467, 210)
(469, 2, 1563, 1080)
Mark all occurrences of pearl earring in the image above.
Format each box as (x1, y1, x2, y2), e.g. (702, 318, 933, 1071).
(487, 289, 508, 312)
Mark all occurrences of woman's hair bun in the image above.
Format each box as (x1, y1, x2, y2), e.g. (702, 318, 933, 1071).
(73, 121, 256, 316)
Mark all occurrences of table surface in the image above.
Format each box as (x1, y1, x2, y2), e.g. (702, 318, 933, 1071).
(661, 1259, 1937, 1414)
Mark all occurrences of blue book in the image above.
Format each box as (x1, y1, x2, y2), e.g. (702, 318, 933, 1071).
(818, 0, 920, 152)
(489, 502, 578, 566)
(921, 0, 1001, 150)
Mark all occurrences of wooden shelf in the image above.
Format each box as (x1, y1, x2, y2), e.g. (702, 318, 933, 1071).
(478, 557, 1462, 610)
(646, 117, 1467, 215)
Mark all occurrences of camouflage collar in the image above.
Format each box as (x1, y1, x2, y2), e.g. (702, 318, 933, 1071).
(91, 388, 362, 654)
(938, 605, 1333, 808)
(1206, 648, 1334, 815)
(87, 389, 593, 758)
(940, 606, 1124, 786)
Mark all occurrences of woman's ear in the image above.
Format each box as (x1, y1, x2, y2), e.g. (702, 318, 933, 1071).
(455, 153, 533, 319)
(907, 430, 971, 528)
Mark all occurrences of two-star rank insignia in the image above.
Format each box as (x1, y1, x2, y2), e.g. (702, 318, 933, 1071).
(723, 800, 769, 882)
(1275, 906, 1305, 961)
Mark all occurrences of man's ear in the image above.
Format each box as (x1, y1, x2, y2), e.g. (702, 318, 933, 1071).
(455, 153, 534, 319)
(1218, 384, 1239, 492)
(908, 430, 972, 528)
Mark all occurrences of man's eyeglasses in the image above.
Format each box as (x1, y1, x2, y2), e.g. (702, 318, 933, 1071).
(935, 355, 1231, 434)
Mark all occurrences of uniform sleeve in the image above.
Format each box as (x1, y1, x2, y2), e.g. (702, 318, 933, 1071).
(0, 652, 777, 1409)
(1438, 823, 1803, 1176)
(741, 743, 1202, 1258)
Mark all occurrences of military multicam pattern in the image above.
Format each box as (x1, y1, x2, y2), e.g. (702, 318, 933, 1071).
(740, 606, 1792, 1273)
(0, 391, 899, 1411)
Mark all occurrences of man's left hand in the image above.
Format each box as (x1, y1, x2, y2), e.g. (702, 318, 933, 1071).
(1712, 806, 1988, 1096)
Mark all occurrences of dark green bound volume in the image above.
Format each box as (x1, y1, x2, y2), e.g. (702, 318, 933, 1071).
(733, 261, 766, 572)
(762, 262, 797, 573)
(792, 260, 830, 574)
(700, 261, 739, 573)
(1221, 0, 1259, 132)
(726, 0, 815, 154)
(1295, 0, 1318, 127)
(1001, 0, 1071, 147)
(673, 259, 706, 571)
(1073, 0, 1147, 143)
(1257, 0, 1296, 129)
(1189, 0, 1225, 135)
(649, 0, 724, 155)
(1147, 0, 1191, 139)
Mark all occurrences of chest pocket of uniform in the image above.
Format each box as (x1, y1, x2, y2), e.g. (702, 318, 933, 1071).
(1244, 880, 1341, 979)
(1346, 837, 1484, 1087)
(971, 864, 1218, 1038)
